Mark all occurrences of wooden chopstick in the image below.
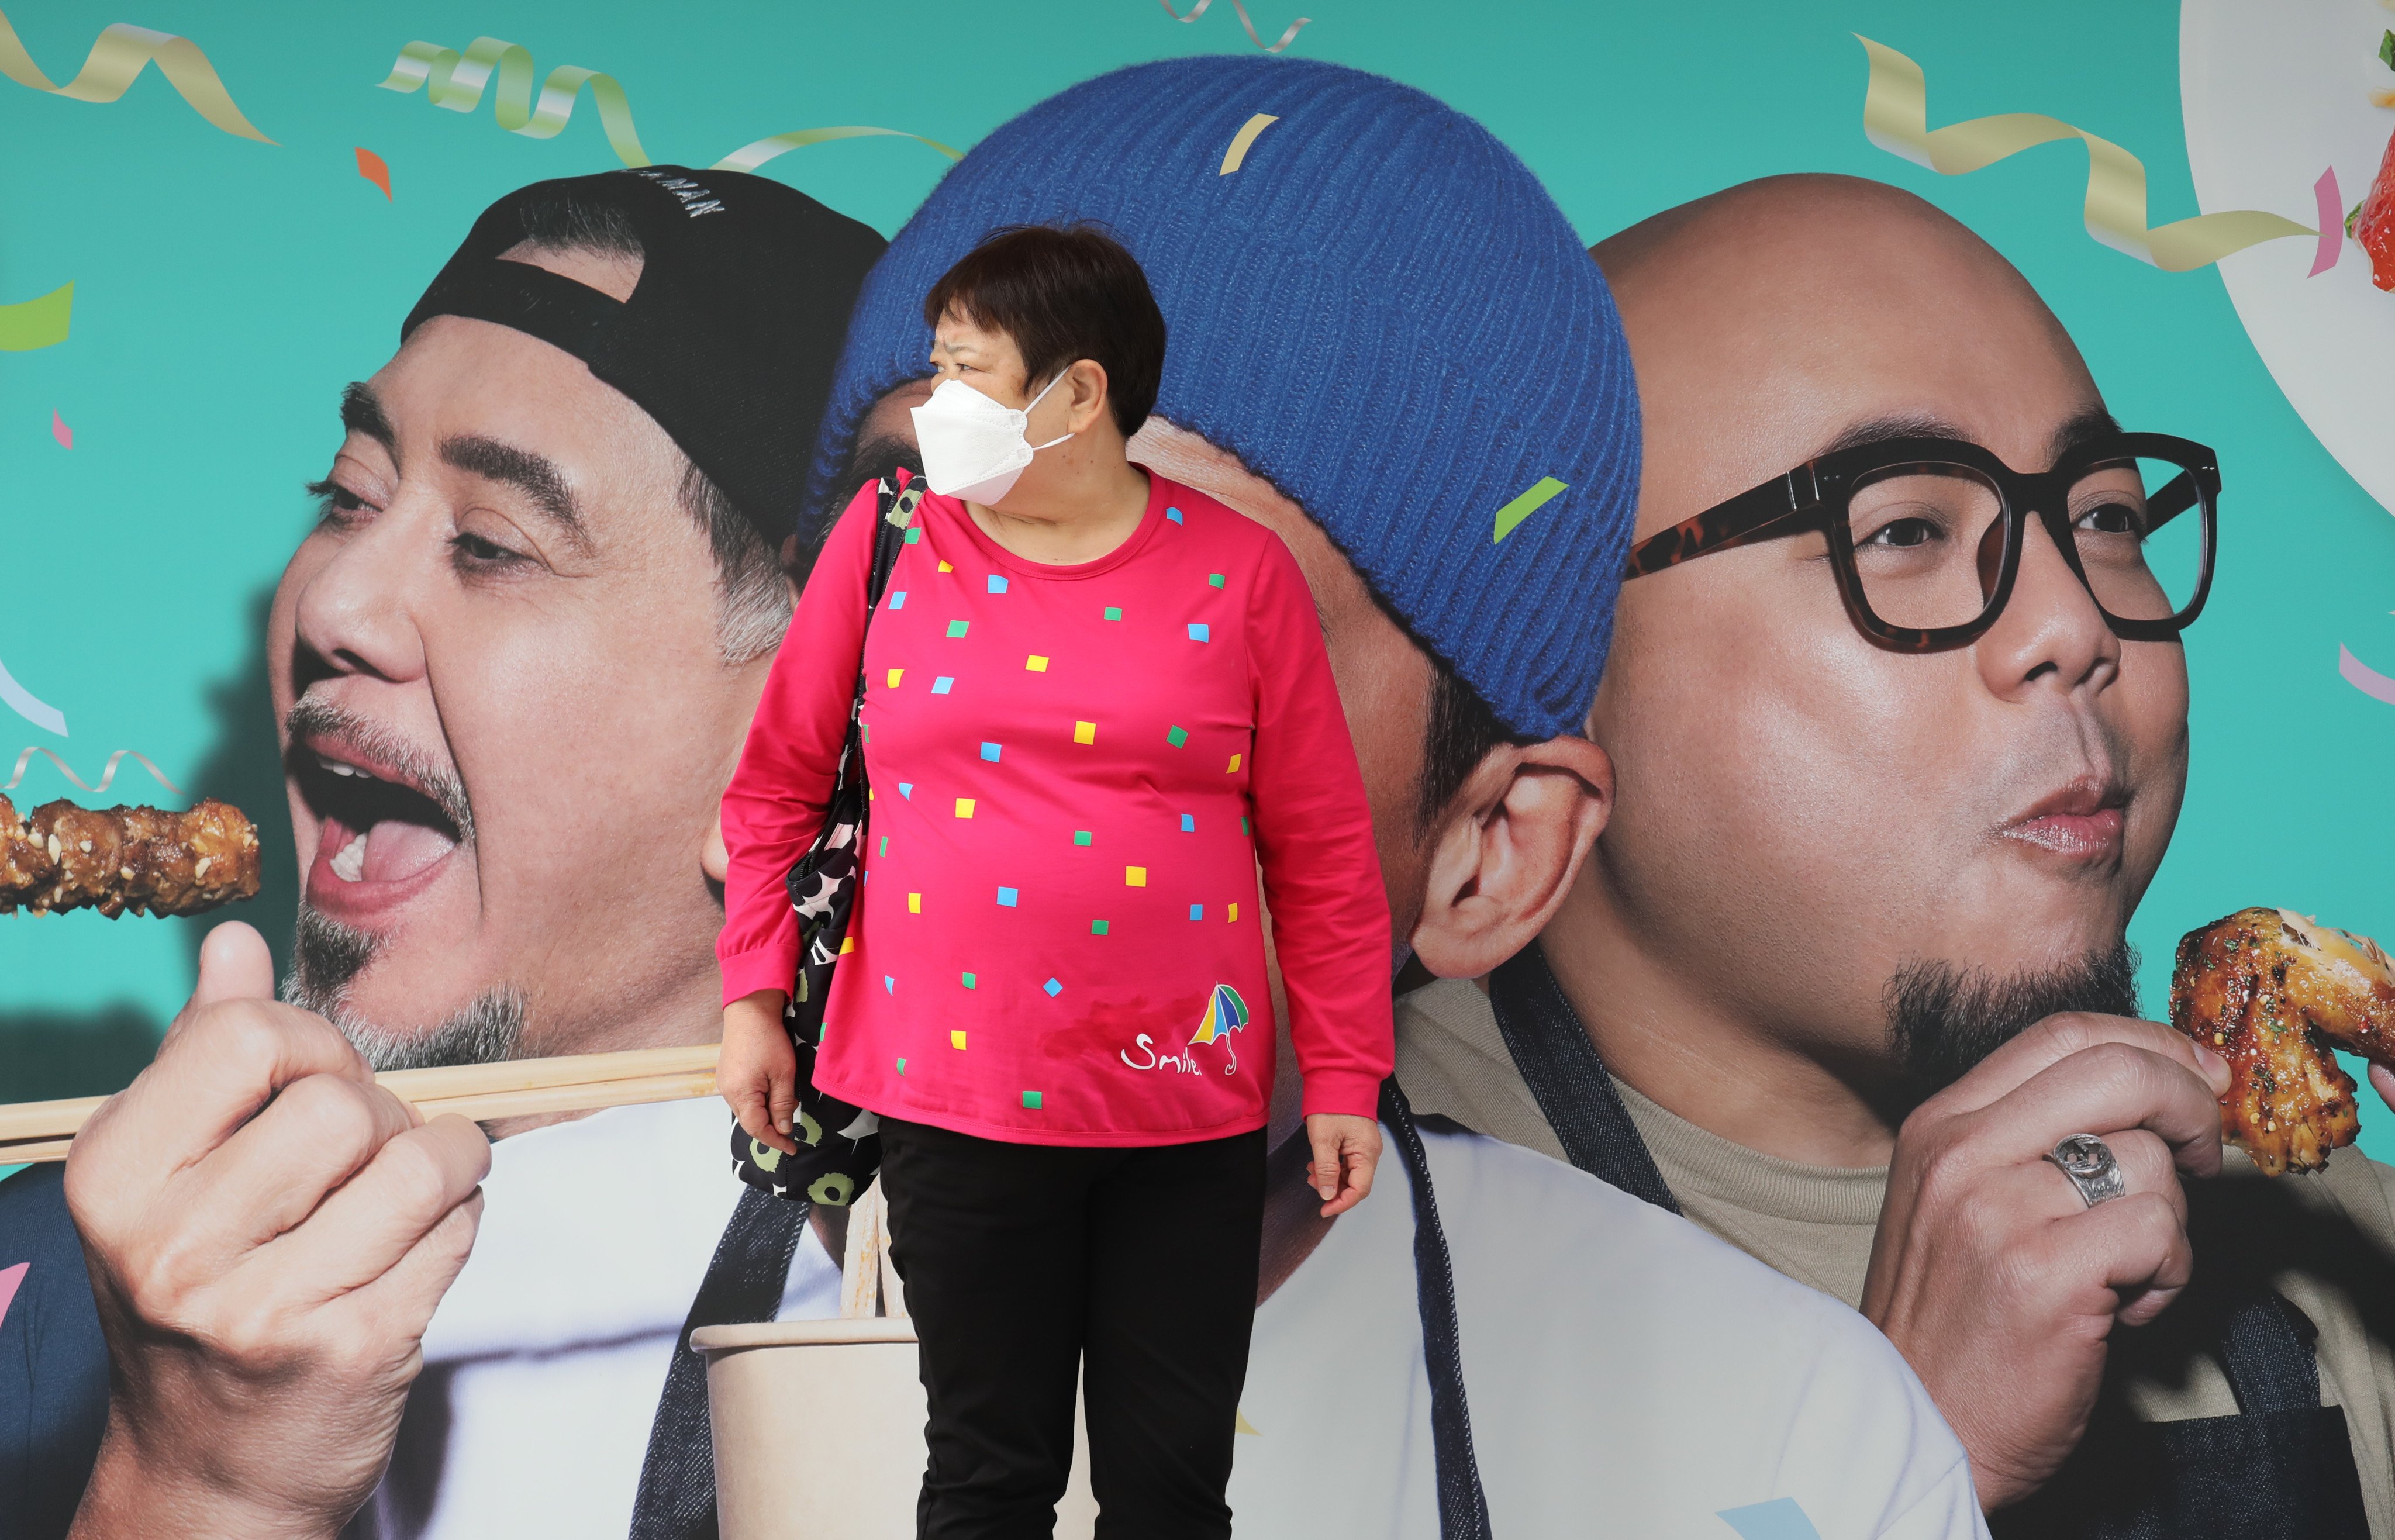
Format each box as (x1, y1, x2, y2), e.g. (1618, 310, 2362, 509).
(0, 1043, 722, 1155)
(410, 1069, 719, 1124)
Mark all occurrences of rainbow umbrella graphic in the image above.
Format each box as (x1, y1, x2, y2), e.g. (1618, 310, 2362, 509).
(1189, 983, 1251, 1074)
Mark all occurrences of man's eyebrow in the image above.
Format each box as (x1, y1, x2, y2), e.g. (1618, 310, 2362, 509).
(438, 434, 593, 554)
(1812, 412, 1969, 458)
(339, 382, 396, 454)
(2046, 406, 2123, 464)
(1810, 407, 2126, 470)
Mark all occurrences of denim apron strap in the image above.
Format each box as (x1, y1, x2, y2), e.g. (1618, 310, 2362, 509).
(1486, 940, 1678, 1214)
(627, 1186, 811, 1539)
(1383, 1075, 1496, 1539)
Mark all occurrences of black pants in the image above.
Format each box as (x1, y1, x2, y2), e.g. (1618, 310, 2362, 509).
(878, 1118, 1267, 1540)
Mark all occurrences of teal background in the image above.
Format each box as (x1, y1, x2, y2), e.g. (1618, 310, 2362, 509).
(3, 1, 2391, 1147)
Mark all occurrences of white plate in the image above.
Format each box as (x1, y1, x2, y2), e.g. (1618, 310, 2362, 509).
(2182, 0, 2395, 518)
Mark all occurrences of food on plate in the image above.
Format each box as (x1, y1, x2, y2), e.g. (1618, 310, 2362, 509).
(2169, 907, 2395, 1176)
(0, 793, 261, 917)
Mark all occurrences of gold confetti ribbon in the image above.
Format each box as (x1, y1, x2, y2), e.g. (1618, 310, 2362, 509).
(1857, 35, 2314, 272)
(4, 748, 183, 798)
(378, 36, 963, 172)
(1160, 0, 1310, 54)
(378, 37, 652, 167)
(0, 6, 271, 143)
(0, 282, 70, 352)
(1219, 113, 1277, 175)
(712, 125, 962, 174)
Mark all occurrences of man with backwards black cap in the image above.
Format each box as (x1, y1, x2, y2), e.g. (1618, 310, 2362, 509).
(0, 167, 883, 1537)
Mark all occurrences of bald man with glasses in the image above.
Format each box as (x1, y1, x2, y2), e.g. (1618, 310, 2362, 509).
(1396, 173, 2395, 1539)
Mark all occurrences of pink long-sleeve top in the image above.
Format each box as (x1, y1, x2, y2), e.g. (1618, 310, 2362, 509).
(718, 472, 1393, 1146)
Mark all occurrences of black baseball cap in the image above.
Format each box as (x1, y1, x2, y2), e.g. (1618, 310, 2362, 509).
(403, 166, 886, 545)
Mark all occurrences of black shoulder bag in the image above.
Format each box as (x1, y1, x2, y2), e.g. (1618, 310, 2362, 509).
(730, 475, 919, 1208)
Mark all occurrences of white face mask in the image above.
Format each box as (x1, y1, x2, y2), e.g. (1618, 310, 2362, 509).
(909, 371, 1075, 505)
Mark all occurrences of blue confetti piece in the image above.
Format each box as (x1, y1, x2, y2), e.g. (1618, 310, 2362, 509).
(997, 887, 1019, 907)
(1716, 1500, 1823, 1540)
(898, 782, 913, 799)
(1189, 904, 1204, 921)
(933, 676, 954, 695)
(981, 741, 1002, 762)
(884, 975, 895, 993)
(1180, 814, 1195, 832)
(1043, 977, 1062, 997)
(1167, 506, 1183, 524)
(888, 591, 907, 609)
(1188, 622, 1210, 642)
(988, 574, 1008, 594)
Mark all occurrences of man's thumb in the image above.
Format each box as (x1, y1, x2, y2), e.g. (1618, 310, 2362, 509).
(188, 921, 277, 1011)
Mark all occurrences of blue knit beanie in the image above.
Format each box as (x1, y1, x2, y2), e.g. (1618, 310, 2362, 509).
(810, 55, 1640, 740)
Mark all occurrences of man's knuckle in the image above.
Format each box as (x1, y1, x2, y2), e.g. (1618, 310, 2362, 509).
(206, 1292, 302, 1366)
(378, 1132, 461, 1214)
(280, 1073, 382, 1154)
(118, 1243, 194, 1320)
(1910, 1134, 1983, 1208)
(206, 1000, 295, 1061)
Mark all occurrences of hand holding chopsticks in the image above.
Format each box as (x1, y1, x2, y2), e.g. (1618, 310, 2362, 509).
(0, 1041, 722, 1165)
(58, 921, 497, 1530)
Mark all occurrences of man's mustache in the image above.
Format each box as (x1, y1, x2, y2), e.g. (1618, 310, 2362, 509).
(284, 694, 476, 845)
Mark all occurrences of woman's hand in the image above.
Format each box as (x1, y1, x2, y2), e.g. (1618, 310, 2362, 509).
(720, 989, 799, 1154)
(1303, 1113, 1382, 1217)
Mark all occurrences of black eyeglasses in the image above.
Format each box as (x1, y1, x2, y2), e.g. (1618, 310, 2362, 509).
(1621, 432, 2220, 652)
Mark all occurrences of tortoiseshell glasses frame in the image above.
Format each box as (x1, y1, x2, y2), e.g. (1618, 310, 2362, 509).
(1618, 432, 2220, 653)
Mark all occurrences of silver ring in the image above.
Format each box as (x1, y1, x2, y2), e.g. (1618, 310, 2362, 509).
(2045, 1134, 2127, 1208)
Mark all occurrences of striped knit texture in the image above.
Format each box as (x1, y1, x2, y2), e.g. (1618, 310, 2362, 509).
(808, 55, 1641, 740)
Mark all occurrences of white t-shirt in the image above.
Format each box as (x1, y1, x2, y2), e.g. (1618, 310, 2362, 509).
(347, 1096, 843, 1539)
(1229, 1125, 1989, 1540)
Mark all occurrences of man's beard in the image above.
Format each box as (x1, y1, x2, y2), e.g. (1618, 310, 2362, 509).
(1885, 941, 2142, 1109)
(283, 902, 527, 1071)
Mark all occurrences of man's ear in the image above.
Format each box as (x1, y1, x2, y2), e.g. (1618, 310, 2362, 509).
(1409, 736, 1613, 979)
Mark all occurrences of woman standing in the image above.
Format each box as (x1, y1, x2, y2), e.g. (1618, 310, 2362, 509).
(716, 223, 1393, 1539)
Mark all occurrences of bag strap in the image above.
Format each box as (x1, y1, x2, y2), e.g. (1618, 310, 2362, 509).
(827, 476, 923, 807)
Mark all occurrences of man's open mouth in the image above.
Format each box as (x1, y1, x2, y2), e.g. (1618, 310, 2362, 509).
(294, 732, 467, 919)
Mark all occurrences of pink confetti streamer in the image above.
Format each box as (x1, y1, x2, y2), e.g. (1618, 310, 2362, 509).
(0, 1263, 25, 1329)
(1158, 0, 1310, 54)
(49, 409, 70, 448)
(2339, 644, 2395, 706)
(2311, 168, 2344, 277)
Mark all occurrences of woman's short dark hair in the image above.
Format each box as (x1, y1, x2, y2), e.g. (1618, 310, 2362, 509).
(922, 223, 1167, 439)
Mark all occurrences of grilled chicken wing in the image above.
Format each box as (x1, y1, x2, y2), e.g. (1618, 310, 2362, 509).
(2169, 907, 2395, 1176)
(0, 793, 261, 917)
